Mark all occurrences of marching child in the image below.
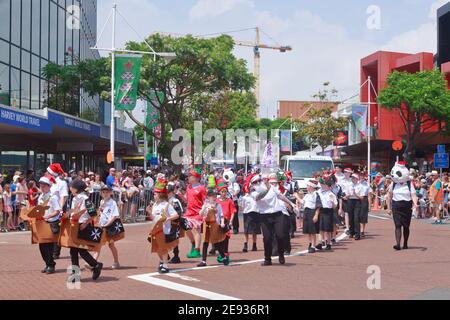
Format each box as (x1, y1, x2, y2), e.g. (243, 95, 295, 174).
(216, 179, 235, 263)
(300, 180, 320, 253)
(92, 186, 121, 269)
(197, 189, 229, 267)
(241, 174, 261, 252)
(317, 176, 338, 250)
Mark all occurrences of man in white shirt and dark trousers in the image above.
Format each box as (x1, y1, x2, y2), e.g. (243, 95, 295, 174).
(355, 174, 370, 238)
(340, 168, 354, 235)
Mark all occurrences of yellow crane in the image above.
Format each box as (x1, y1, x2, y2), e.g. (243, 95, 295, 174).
(155, 27, 292, 118)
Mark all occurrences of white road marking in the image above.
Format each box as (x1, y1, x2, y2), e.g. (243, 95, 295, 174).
(0, 242, 8, 244)
(128, 274, 240, 300)
(165, 273, 201, 282)
(128, 231, 350, 299)
(369, 214, 391, 221)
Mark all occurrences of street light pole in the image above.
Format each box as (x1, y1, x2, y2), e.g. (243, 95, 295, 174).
(110, 4, 117, 164)
(143, 104, 148, 171)
(367, 76, 371, 184)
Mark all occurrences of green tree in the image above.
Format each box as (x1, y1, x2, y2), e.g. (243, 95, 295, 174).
(377, 70, 450, 161)
(42, 34, 255, 161)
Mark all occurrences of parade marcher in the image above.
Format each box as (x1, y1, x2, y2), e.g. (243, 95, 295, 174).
(92, 185, 123, 269)
(334, 165, 345, 185)
(316, 176, 338, 250)
(387, 161, 418, 251)
(67, 179, 103, 280)
(168, 183, 184, 264)
(46, 163, 68, 260)
(330, 174, 344, 244)
(184, 168, 206, 259)
(346, 173, 362, 240)
(36, 176, 61, 274)
(251, 175, 288, 266)
(224, 169, 241, 234)
(241, 174, 261, 253)
(355, 173, 370, 237)
(146, 178, 180, 274)
(340, 168, 353, 235)
(300, 180, 320, 253)
(197, 189, 229, 267)
(216, 179, 236, 263)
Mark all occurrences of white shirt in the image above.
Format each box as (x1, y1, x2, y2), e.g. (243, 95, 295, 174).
(317, 189, 338, 209)
(348, 182, 360, 199)
(241, 194, 258, 214)
(303, 191, 318, 210)
(251, 185, 285, 215)
(99, 198, 120, 227)
(334, 172, 345, 185)
(51, 177, 69, 201)
(340, 177, 353, 199)
(228, 183, 240, 201)
(355, 181, 370, 197)
(152, 201, 178, 235)
(71, 193, 91, 224)
(389, 182, 413, 202)
(38, 192, 61, 222)
(273, 187, 290, 216)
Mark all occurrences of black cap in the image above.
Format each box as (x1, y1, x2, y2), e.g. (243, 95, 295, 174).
(167, 184, 176, 193)
(207, 189, 217, 197)
(101, 185, 113, 192)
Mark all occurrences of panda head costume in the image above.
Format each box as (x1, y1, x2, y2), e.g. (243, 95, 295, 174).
(222, 168, 236, 183)
(390, 161, 410, 184)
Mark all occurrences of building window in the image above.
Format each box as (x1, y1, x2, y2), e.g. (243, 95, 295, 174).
(11, 0, 20, 46)
(10, 67, 20, 108)
(0, 0, 10, 41)
(22, 0, 32, 51)
(20, 71, 31, 109)
(11, 45, 20, 68)
(49, 1, 57, 63)
(0, 63, 10, 106)
(41, 0, 49, 60)
(31, 0, 41, 56)
(31, 75, 40, 109)
(0, 39, 9, 65)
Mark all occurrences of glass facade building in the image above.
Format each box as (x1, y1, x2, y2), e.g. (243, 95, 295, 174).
(0, 0, 100, 117)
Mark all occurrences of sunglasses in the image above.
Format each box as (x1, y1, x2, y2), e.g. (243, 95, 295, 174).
(251, 180, 261, 185)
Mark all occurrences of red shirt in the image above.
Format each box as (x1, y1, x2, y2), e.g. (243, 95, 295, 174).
(185, 184, 206, 217)
(216, 197, 236, 220)
(28, 188, 39, 206)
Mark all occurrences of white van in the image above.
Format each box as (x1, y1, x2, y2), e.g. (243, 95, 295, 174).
(281, 152, 334, 190)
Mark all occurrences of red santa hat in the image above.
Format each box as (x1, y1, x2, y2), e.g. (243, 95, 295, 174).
(47, 163, 65, 177)
(39, 175, 56, 186)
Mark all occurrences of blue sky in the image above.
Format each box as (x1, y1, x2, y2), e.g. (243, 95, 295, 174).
(96, 0, 447, 123)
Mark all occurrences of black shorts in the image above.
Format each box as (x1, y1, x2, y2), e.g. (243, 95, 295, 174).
(319, 208, 334, 232)
(243, 211, 261, 235)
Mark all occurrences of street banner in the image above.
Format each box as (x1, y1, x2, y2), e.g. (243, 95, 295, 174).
(114, 54, 142, 111)
(146, 100, 160, 130)
(261, 141, 275, 168)
(352, 105, 368, 138)
(280, 130, 291, 152)
(333, 130, 348, 146)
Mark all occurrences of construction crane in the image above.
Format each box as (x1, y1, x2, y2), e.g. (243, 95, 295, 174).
(154, 27, 292, 118)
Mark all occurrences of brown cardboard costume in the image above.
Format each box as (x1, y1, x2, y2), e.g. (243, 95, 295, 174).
(202, 207, 226, 244)
(58, 209, 102, 252)
(147, 212, 179, 253)
(20, 200, 59, 244)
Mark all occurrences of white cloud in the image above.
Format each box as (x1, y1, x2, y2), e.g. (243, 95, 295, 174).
(189, 0, 254, 19)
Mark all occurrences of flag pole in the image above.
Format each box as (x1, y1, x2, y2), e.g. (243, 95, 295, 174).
(367, 76, 371, 184)
(110, 3, 117, 164)
(144, 102, 148, 171)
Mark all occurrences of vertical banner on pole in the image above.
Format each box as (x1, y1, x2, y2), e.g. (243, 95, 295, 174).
(114, 54, 142, 111)
(280, 130, 291, 152)
(352, 105, 368, 138)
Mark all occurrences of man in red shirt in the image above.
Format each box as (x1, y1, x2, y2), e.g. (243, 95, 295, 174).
(185, 168, 206, 258)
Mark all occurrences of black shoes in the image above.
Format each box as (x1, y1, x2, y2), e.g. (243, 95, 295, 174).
(41, 266, 48, 273)
(261, 260, 272, 266)
(197, 261, 207, 267)
(393, 245, 401, 251)
(92, 263, 103, 280)
(331, 239, 337, 245)
(315, 243, 323, 250)
(159, 266, 170, 274)
(46, 266, 56, 274)
(222, 256, 230, 266)
(279, 256, 285, 265)
(169, 256, 181, 264)
(361, 232, 366, 238)
(233, 229, 239, 234)
(252, 243, 257, 251)
(355, 235, 361, 241)
(325, 244, 332, 251)
(403, 244, 408, 250)
(243, 243, 248, 253)
(308, 247, 316, 253)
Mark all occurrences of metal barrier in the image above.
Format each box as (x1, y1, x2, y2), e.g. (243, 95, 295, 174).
(111, 189, 153, 223)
